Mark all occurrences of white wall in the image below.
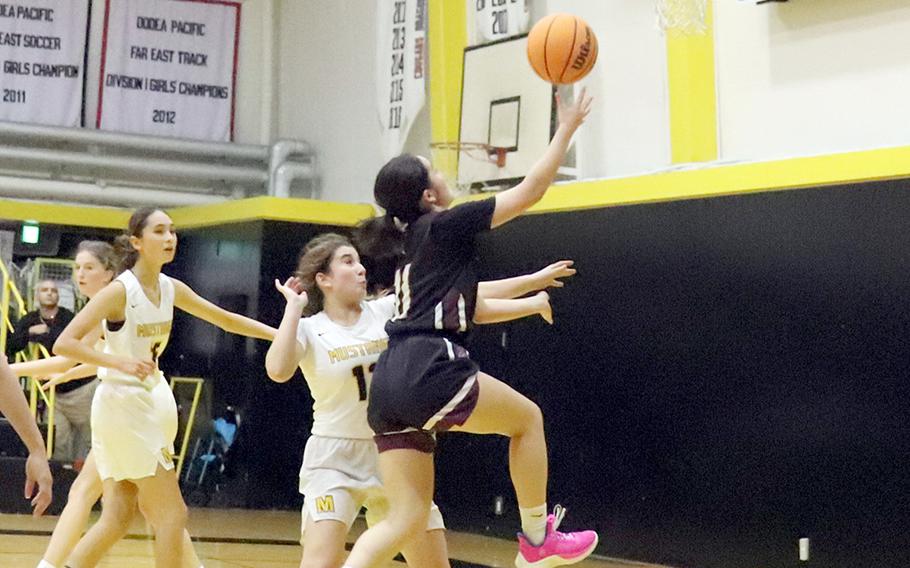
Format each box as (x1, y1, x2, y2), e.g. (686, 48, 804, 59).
(716, 0, 910, 162)
(271, 0, 673, 203)
(544, 0, 671, 179)
(276, 0, 431, 204)
(30, 0, 910, 208)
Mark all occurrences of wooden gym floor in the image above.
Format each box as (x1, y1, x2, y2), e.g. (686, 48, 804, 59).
(0, 508, 675, 568)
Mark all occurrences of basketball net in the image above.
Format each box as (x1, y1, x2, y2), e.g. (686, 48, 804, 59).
(429, 141, 509, 195)
(656, 0, 708, 35)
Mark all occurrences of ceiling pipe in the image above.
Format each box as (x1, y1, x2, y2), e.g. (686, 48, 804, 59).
(270, 162, 316, 198)
(269, 140, 314, 176)
(0, 121, 268, 162)
(0, 176, 225, 207)
(0, 145, 268, 185)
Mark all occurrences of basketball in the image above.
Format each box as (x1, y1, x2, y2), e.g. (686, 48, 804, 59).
(527, 13, 598, 84)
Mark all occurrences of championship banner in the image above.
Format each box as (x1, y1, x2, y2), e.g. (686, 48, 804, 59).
(376, 0, 426, 160)
(97, 0, 240, 141)
(0, 0, 89, 126)
(469, 0, 528, 45)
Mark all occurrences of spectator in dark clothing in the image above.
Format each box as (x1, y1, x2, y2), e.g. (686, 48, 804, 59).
(6, 279, 74, 357)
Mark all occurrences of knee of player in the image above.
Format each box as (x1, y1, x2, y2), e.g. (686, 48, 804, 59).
(390, 509, 432, 540)
(299, 537, 346, 568)
(143, 500, 188, 531)
(528, 400, 544, 424)
(68, 476, 102, 507)
(166, 501, 189, 527)
(98, 501, 137, 528)
(514, 398, 543, 434)
(300, 556, 343, 568)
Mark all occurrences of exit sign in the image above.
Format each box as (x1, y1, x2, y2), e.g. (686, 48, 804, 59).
(21, 222, 39, 244)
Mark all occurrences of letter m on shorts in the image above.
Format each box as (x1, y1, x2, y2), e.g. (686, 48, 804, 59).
(315, 495, 335, 513)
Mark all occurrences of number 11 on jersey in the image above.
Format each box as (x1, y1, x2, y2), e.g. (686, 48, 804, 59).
(351, 363, 375, 401)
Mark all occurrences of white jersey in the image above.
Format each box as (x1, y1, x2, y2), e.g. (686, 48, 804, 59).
(296, 295, 395, 440)
(99, 270, 174, 387)
(91, 270, 178, 481)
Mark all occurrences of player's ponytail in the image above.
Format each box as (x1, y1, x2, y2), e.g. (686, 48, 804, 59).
(114, 207, 164, 270)
(113, 235, 137, 271)
(353, 214, 403, 294)
(354, 154, 430, 287)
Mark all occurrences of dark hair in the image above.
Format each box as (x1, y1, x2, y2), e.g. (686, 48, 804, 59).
(374, 154, 428, 223)
(352, 217, 402, 294)
(76, 240, 120, 275)
(295, 233, 354, 316)
(113, 207, 165, 270)
(354, 154, 430, 279)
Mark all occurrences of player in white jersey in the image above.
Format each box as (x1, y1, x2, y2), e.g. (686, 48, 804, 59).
(266, 233, 574, 568)
(11, 240, 205, 568)
(55, 208, 275, 568)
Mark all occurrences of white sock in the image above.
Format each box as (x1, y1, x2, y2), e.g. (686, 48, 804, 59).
(37, 560, 57, 568)
(520, 503, 548, 546)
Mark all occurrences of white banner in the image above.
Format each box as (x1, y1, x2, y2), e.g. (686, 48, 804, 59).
(376, 0, 426, 160)
(98, 0, 239, 141)
(468, 0, 528, 45)
(0, 0, 89, 126)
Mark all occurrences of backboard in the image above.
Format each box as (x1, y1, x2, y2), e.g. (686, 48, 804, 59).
(455, 35, 576, 192)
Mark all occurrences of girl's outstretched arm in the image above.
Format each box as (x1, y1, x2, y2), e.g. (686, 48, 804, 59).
(172, 278, 276, 340)
(478, 260, 575, 299)
(491, 89, 593, 229)
(474, 292, 553, 325)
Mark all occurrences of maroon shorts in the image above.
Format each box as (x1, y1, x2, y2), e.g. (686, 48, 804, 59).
(368, 335, 481, 453)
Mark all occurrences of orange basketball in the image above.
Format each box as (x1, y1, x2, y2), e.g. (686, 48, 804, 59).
(527, 13, 598, 85)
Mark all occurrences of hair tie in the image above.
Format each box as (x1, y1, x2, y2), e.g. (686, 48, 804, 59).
(389, 215, 408, 232)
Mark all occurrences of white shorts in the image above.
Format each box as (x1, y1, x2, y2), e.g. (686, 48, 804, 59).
(91, 376, 178, 481)
(299, 435, 444, 534)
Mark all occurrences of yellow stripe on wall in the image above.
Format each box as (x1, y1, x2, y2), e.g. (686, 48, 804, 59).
(0, 197, 373, 231)
(0, 199, 128, 229)
(169, 196, 375, 229)
(428, 0, 467, 181)
(665, 0, 718, 164)
(458, 144, 910, 215)
(5, 145, 910, 232)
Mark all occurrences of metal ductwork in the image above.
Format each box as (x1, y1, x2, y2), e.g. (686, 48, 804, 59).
(0, 176, 225, 208)
(0, 121, 318, 209)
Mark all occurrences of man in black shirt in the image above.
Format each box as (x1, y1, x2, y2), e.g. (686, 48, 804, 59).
(6, 279, 74, 357)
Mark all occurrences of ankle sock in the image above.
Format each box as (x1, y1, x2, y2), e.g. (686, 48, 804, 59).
(520, 503, 548, 546)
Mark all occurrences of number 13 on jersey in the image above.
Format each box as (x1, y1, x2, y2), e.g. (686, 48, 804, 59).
(351, 363, 375, 401)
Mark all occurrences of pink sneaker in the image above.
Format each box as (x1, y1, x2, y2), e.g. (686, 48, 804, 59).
(515, 505, 599, 567)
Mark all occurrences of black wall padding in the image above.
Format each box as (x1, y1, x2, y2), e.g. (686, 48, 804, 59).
(434, 180, 910, 568)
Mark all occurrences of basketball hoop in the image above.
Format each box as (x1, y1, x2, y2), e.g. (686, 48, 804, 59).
(429, 142, 509, 169)
(656, 0, 708, 35)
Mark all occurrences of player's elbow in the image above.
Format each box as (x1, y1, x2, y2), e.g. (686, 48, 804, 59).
(264, 357, 294, 383)
(52, 336, 72, 357)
